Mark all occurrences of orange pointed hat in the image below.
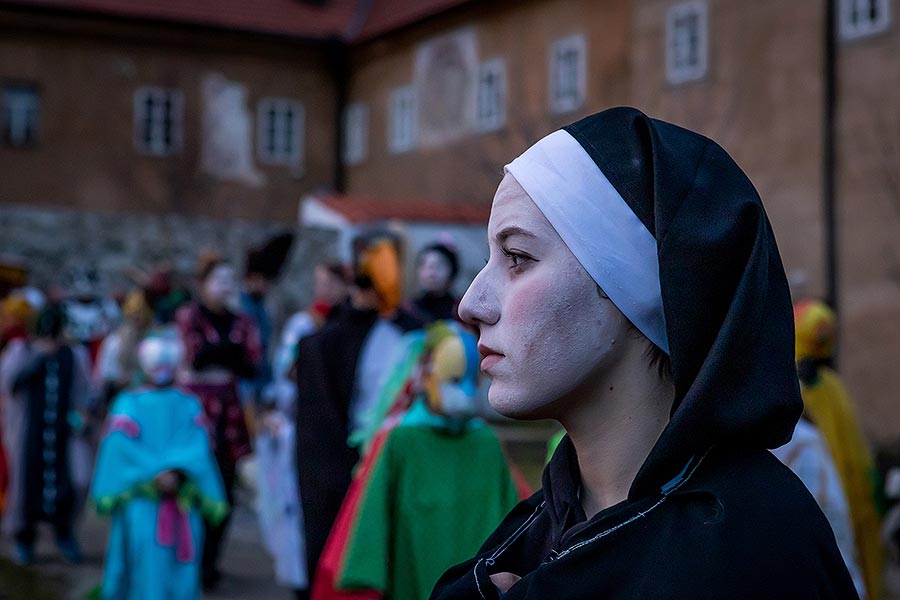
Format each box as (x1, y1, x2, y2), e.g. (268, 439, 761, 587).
(355, 233, 403, 315)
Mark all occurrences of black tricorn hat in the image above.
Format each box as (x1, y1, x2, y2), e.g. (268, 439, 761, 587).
(245, 232, 295, 281)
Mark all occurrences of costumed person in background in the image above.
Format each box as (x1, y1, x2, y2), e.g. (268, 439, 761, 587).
(0, 293, 37, 527)
(406, 241, 461, 324)
(880, 467, 900, 595)
(431, 107, 856, 599)
(95, 290, 155, 410)
(314, 322, 519, 600)
(9, 303, 92, 565)
(257, 262, 350, 599)
(130, 262, 192, 325)
(175, 253, 261, 591)
(294, 232, 421, 591)
(0, 257, 30, 344)
(271, 262, 351, 413)
(240, 232, 294, 411)
(794, 299, 883, 599)
(91, 330, 228, 600)
(773, 416, 867, 598)
(62, 266, 120, 368)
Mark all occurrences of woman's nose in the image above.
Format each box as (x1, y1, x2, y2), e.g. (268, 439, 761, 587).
(459, 267, 499, 327)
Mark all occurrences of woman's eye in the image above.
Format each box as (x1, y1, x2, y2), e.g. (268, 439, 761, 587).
(501, 248, 529, 268)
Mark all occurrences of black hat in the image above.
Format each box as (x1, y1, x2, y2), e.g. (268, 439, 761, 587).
(245, 232, 295, 281)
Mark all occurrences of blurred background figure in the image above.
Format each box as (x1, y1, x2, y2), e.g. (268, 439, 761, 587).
(240, 231, 294, 411)
(0, 292, 39, 534)
(94, 289, 155, 410)
(91, 330, 227, 600)
(293, 232, 421, 592)
(773, 416, 867, 598)
(135, 263, 192, 326)
(7, 303, 91, 566)
(794, 299, 884, 600)
(407, 241, 461, 324)
(175, 252, 261, 591)
(256, 261, 350, 598)
(313, 322, 519, 600)
(271, 261, 351, 413)
(61, 266, 120, 369)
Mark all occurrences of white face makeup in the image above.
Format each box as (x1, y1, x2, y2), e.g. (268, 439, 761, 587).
(417, 250, 453, 294)
(458, 173, 633, 419)
(203, 264, 237, 309)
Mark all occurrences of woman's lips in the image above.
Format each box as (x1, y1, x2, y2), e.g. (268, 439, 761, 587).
(480, 354, 503, 371)
(478, 344, 503, 371)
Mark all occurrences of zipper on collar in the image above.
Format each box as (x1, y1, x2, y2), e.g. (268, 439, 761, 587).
(484, 501, 546, 567)
(548, 450, 710, 562)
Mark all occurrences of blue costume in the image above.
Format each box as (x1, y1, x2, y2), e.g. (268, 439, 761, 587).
(91, 387, 228, 599)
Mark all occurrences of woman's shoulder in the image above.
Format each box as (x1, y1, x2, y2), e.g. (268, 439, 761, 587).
(669, 446, 852, 569)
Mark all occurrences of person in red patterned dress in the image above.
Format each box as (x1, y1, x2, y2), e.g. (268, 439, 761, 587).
(175, 252, 262, 591)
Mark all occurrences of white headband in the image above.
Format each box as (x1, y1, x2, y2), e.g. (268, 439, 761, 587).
(505, 129, 669, 354)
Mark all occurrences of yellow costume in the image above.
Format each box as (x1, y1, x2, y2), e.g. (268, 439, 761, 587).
(795, 300, 883, 599)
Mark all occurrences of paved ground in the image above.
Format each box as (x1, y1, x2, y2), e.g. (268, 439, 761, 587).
(0, 488, 293, 599)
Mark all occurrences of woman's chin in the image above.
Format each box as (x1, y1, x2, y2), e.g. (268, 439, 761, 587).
(488, 387, 552, 421)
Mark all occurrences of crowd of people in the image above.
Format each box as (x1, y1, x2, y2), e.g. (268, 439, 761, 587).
(0, 107, 896, 600)
(0, 230, 524, 599)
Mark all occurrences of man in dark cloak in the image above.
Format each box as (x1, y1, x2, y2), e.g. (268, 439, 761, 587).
(294, 232, 422, 594)
(12, 304, 90, 565)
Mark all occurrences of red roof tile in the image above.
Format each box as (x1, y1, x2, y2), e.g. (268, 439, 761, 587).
(1, 0, 360, 39)
(354, 0, 473, 41)
(313, 194, 490, 225)
(1, 0, 475, 41)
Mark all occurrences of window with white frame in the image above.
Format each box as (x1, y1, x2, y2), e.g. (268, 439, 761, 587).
(476, 58, 506, 132)
(2, 83, 39, 147)
(549, 34, 586, 114)
(666, 1, 709, 85)
(342, 102, 368, 166)
(839, 0, 891, 40)
(257, 98, 304, 168)
(133, 86, 183, 156)
(388, 85, 416, 154)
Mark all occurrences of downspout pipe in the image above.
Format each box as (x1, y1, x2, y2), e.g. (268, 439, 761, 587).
(823, 0, 838, 320)
(331, 40, 349, 194)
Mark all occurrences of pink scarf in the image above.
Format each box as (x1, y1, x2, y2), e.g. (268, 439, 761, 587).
(157, 496, 194, 562)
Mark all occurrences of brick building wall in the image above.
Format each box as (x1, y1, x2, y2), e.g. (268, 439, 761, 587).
(0, 10, 340, 223)
(345, 0, 631, 206)
(834, 0, 900, 440)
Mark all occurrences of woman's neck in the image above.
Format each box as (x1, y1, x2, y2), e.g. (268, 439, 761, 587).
(558, 348, 674, 519)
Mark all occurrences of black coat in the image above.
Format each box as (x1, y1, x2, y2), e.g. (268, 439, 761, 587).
(14, 346, 77, 529)
(294, 303, 425, 580)
(431, 439, 857, 599)
(294, 305, 377, 579)
(432, 108, 858, 599)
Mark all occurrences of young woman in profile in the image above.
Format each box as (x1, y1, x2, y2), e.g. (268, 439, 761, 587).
(430, 107, 858, 599)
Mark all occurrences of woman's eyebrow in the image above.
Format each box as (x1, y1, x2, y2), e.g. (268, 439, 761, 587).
(496, 226, 537, 243)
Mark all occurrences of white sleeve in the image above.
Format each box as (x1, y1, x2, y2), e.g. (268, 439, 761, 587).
(776, 431, 867, 599)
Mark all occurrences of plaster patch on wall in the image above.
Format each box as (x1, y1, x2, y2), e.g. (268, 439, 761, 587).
(414, 28, 478, 149)
(201, 72, 265, 187)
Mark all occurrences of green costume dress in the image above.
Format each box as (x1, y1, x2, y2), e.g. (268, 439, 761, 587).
(337, 405, 518, 600)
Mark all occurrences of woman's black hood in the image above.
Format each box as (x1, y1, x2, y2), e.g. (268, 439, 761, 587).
(563, 107, 802, 499)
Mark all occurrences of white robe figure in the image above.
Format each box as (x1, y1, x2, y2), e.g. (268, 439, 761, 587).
(773, 418, 867, 599)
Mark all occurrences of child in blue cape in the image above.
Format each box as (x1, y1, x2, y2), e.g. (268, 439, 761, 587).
(91, 329, 228, 600)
